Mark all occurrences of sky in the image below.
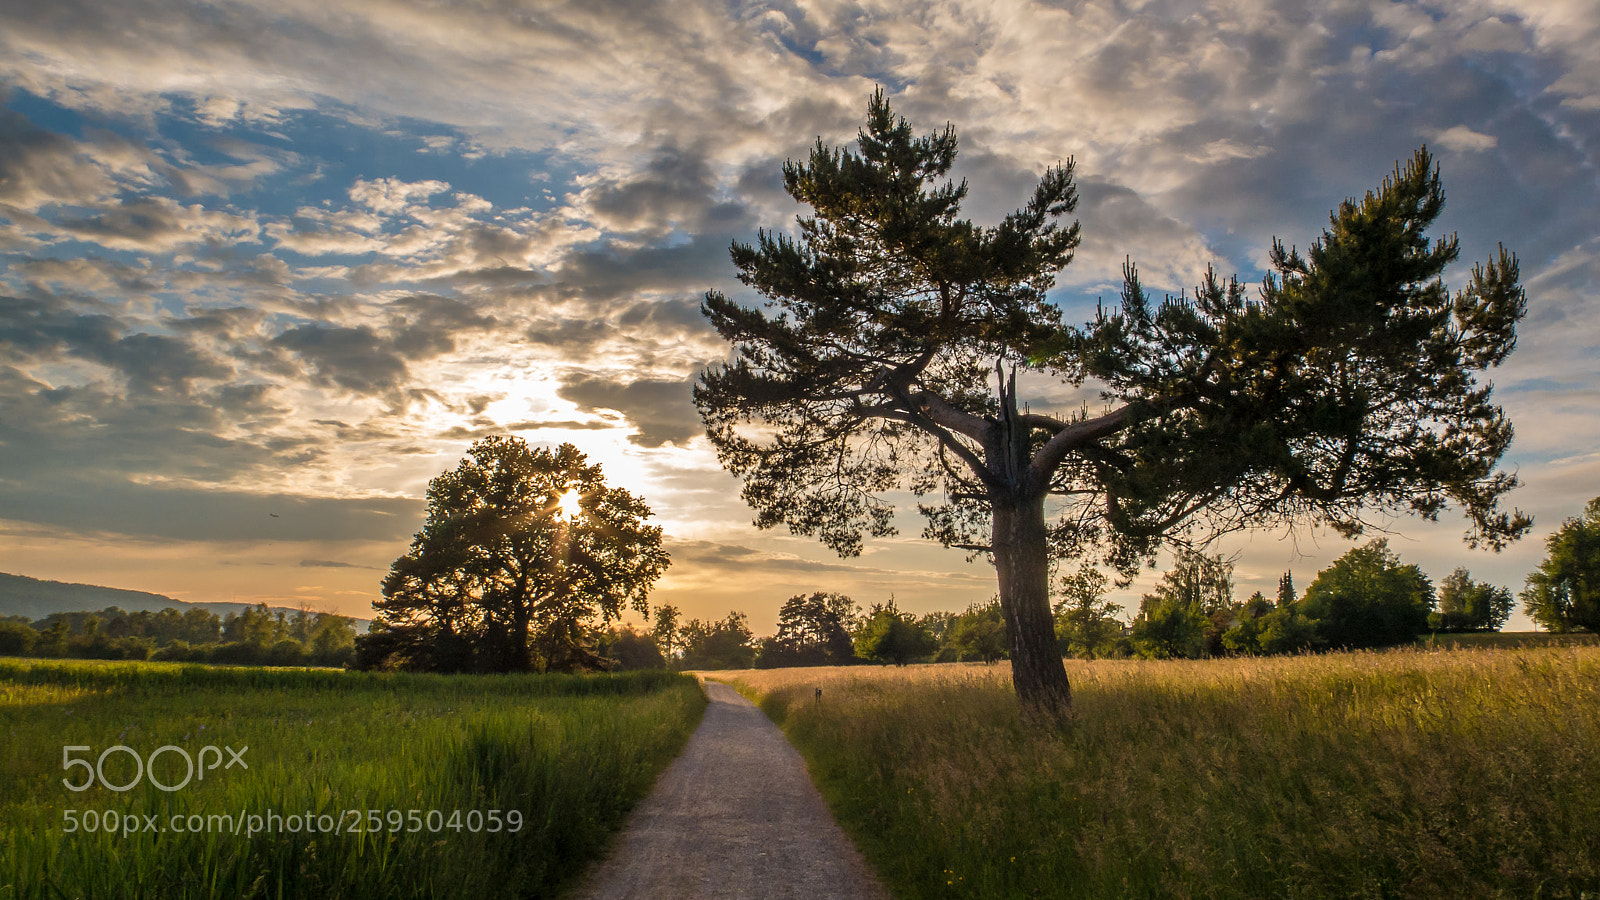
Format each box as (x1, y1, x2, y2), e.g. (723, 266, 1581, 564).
(1, 0, 1597, 634)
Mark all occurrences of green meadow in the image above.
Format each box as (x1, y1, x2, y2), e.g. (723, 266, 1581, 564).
(1417, 630, 1599, 650)
(0, 659, 705, 900)
(728, 645, 1600, 900)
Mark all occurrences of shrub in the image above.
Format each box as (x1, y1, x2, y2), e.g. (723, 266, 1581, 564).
(0, 620, 37, 656)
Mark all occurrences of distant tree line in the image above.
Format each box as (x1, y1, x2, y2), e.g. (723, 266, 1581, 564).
(344, 427, 1586, 677)
(597, 593, 1010, 671)
(1116, 490, 1600, 660)
(11, 494, 1588, 674)
(1119, 541, 1500, 661)
(0, 604, 357, 667)
(592, 495, 1600, 671)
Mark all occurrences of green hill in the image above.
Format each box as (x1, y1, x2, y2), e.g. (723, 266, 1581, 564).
(0, 572, 369, 629)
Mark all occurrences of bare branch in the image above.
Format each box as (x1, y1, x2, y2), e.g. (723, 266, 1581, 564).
(859, 402, 998, 490)
(1017, 412, 1071, 430)
(907, 389, 989, 441)
(1029, 404, 1136, 484)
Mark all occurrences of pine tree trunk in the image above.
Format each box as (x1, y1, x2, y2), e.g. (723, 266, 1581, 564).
(992, 493, 1072, 714)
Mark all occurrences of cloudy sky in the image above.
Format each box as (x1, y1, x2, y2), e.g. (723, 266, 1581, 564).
(2, 0, 1597, 632)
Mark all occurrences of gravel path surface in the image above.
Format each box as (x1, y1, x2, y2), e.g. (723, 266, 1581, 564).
(572, 680, 890, 900)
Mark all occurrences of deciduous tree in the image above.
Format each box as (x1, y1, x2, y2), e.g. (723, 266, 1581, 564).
(1130, 595, 1209, 660)
(0, 620, 36, 655)
(1053, 564, 1125, 658)
(1300, 540, 1433, 649)
(1431, 567, 1514, 633)
(1220, 591, 1274, 654)
(362, 437, 669, 673)
(652, 603, 681, 664)
(679, 611, 756, 670)
(854, 600, 937, 666)
(695, 92, 1529, 712)
(597, 626, 667, 670)
(1521, 497, 1600, 633)
(756, 591, 858, 667)
(941, 600, 1008, 663)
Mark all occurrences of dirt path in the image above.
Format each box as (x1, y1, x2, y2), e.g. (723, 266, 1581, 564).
(572, 680, 890, 900)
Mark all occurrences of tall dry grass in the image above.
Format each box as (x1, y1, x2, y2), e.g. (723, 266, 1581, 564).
(724, 647, 1600, 899)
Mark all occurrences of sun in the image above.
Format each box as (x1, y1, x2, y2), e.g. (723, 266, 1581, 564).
(555, 490, 583, 519)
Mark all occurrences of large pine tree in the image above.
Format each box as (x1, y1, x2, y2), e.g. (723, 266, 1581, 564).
(695, 92, 1529, 712)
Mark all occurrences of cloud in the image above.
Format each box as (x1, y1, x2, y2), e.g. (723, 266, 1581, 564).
(1067, 178, 1219, 293)
(0, 0, 1597, 625)
(299, 559, 372, 569)
(1432, 125, 1499, 153)
(570, 143, 752, 238)
(256, 293, 501, 398)
(161, 139, 296, 197)
(272, 324, 411, 396)
(388, 293, 498, 352)
(441, 420, 611, 441)
(0, 362, 403, 546)
(0, 293, 233, 391)
(55, 196, 260, 252)
(98, 332, 235, 392)
(557, 373, 703, 447)
(266, 208, 389, 256)
(0, 474, 420, 543)
(1, 107, 285, 252)
(349, 177, 450, 215)
(13, 256, 163, 295)
(664, 537, 994, 584)
(0, 104, 115, 212)
(548, 234, 739, 303)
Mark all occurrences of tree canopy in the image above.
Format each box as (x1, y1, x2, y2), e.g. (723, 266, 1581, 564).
(1299, 539, 1434, 649)
(1053, 564, 1125, 659)
(1130, 549, 1235, 659)
(652, 603, 682, 663)
(678, 611, 756, 670)
(854, 600, 937, 666)
(756, 591, 858, 667)
(695, 91, 1529, 711)
(1431, 567, 1515, 633)
(941, 601, 1008, 663)
(1521, 497, 1600, 633)
(360, 437, 669, 672)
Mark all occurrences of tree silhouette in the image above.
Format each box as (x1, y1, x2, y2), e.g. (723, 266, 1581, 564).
(678, 611, 756, 670)
(1300, 539, 1433, 649)
(1053, 564, 1124, 659)
(652, 603, 681, 664)
(695, 91, 1529, 712)
(854, 599, 936, 666)
(1521, 497, 1600, 633)
(1431, 567, 1514, 633)
(362, 437, 669, 672)
(757, 592, 858, 667)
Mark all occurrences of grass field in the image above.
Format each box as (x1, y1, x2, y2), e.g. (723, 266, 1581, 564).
(725, 645, 1600, 900)
(1418, 630, 1599, 650)
(0, 658, 706, 900)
